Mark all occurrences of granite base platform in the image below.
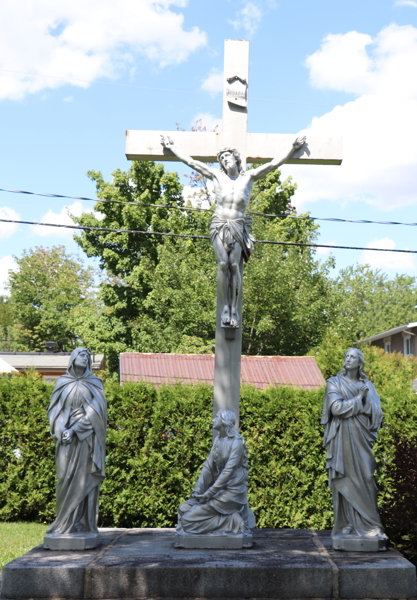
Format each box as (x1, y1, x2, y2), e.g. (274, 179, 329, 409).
(2, 528, 416, 599)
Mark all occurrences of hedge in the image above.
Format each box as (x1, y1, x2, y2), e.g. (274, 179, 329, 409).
(0, 346, 417, 562)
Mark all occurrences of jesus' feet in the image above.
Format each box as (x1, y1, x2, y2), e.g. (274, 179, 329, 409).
(221, 305, 231, 326)
(230, 308, 240, 328)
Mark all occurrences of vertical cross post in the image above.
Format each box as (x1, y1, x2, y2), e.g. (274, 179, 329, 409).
(212, 40, 249, 434)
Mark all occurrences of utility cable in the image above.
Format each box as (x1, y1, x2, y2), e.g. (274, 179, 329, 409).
(0, 69, 336, 108)
(0, 187, 213, 214)
(1, 217, 416, 254)
(1, 187, 417, 226)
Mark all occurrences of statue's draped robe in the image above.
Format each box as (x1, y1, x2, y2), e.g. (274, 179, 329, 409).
(47, 355, 107, 534)
(210, 214, 255, 263)
(178, 435, 248, 535)
(321, 374, 384, 537)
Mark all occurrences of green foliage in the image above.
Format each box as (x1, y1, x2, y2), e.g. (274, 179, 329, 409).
(241, 385, 332, 529)
(331, 265, 417, 343)
(7, 246, 95, 352)
(1, 355, 417, 562)
(0, 373, 56, 522)
(0, 296, 27, 352)
(101, 383, 213, 526)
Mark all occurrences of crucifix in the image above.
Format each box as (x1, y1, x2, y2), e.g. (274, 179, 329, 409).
(125, 39, 342, 433)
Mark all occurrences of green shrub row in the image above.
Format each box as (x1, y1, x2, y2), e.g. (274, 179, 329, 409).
(0, 346, 417, 561)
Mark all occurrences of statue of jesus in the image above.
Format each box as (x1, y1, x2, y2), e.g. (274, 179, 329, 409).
(160, 134, 306, 328)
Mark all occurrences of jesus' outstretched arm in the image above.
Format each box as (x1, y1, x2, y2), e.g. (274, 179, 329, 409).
(160, 135, 215, 180)
(249, 135, 307, 181)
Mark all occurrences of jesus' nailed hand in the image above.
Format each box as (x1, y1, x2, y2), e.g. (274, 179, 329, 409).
(160, 134, 306, 329)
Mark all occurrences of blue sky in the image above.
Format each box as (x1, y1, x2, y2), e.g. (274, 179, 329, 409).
(1, 0, 417, 293)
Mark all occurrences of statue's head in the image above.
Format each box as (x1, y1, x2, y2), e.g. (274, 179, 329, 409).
(342, 348, 366, 381)
(217, 147, 244, 174)
(213, 409, 239, 437)
(68, 347, 92, 378)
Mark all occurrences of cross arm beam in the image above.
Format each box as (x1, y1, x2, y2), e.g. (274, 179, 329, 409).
(247, 133, 342, 166)
(125, 130, 342, 166)
(125, 130, 221, 162)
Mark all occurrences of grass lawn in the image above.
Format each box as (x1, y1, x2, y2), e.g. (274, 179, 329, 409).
(0, 522, 46, 570)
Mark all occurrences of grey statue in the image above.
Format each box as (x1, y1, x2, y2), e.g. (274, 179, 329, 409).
(321, 348, 388, 551)
(44, 348, 107, 550)
(175, 409, 253, 548)
(161, 134, 306, 328)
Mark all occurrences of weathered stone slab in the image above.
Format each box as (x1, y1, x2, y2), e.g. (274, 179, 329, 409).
(332, 533, 387, 552)
(174, 532, 253, 549)
(1, 529, 122, 600)
(43, 531, 101, 550)
(320, 531, 417, 599)
(2, 528, 416, 599)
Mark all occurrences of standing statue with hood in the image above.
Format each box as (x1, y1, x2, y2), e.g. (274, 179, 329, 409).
(321, 348, 388, 551)
(44, 348, 107, 550)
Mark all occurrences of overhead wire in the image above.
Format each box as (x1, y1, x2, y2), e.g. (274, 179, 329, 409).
(0, 69, 336, 108)
(1, 217, 416, 254)
(1, 187, 417, 226)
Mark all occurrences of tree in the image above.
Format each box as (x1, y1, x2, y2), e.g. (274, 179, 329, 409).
(330, 265, 417, 343)
(0, 295, 30, 351)
(73, 159, 337, 367)
(7, 246, 95, 352)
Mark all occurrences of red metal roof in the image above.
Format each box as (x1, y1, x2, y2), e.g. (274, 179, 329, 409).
(120, 353, 325, 390)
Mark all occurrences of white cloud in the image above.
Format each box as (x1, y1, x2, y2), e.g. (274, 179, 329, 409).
(31, 201, 104, 239)
(316, 241, 337, 256)
(229, 2, 263, 36)
(0, 206, 20, 240)
(0, 0, 207, 100)
(394, 1, 417, 7)
(201, 68, 223, 95)
(182, 185, 194, 201)
(360, 238, 416, 271)
(191, 112, 222, 133)
(0, 255, 18, 295)
(63, 95, 73, 102)
(283, 24, 417, 213)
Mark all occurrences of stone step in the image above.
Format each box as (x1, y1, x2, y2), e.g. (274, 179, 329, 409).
(2, 528, 416, 599)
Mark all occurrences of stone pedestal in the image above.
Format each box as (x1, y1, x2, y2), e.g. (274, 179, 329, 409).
(332, 534, 387, 552)
(43, 531, 101, 550)
(174, 532, 253, 549)
(2, 528, 416, 600)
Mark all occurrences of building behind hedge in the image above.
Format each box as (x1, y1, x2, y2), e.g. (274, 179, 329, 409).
(119, 353, 325, 390)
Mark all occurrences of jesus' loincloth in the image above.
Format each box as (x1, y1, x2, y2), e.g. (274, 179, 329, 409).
(209, 214, 255, 263)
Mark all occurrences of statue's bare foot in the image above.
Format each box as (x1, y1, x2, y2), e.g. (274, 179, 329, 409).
(221, 305, 231, 326)
(230, 308, 240, 328)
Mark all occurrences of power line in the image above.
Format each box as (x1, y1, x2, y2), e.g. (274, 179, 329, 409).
(2, 187, 417, 227)
(0, 69, 336, 108)
(0, 187, 213, 214)
(1, 217, 416, 254)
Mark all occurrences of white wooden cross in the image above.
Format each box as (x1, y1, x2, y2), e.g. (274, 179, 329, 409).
(125, 39, 342, 431)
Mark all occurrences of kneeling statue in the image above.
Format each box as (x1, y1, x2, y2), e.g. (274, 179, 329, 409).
(44, 348, 107, 550)
(321, 348, 388, 551)
(175, 410, 254, 548)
